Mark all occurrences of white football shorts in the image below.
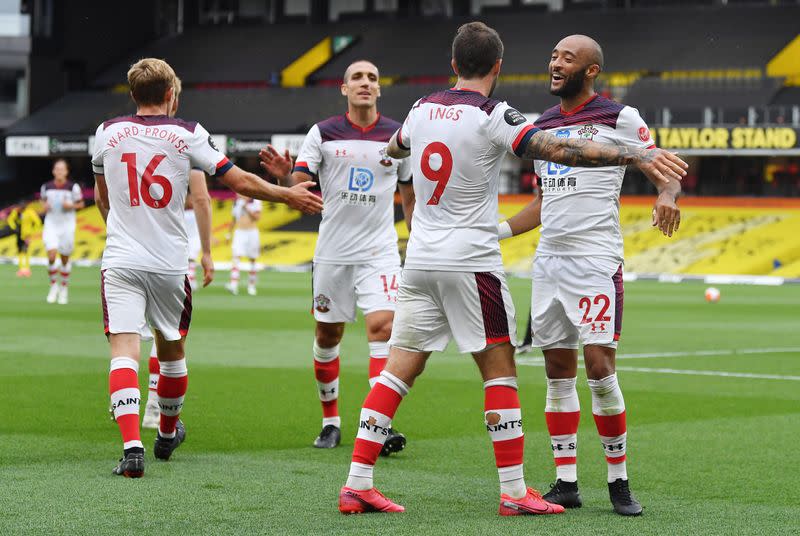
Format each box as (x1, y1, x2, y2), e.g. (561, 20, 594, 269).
(311, 262, 399, 323)
(232, 228, 260, 259)
(531, 255, 624, 350)
(101, 268, 192, 341)
(42, 223, 75, 256)
(389, 269, 517, 354)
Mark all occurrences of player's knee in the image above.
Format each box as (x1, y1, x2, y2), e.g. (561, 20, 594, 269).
(367, 320, 392, 342)
(315, 323, 343, 348)
(584, 359, 614, 380)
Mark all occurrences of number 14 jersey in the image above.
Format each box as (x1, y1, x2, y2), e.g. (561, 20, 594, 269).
(397, 89, 539, 271)
(92, 115, 232, 275)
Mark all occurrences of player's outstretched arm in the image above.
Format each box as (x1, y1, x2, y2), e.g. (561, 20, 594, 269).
(218, 165, 323, 215)
(189, 169, 215, 286)
(498, 192, 542, 240)
(94, 176, 110, 223)
(523, 130, 688, 184)
(387, 130, 410, 159)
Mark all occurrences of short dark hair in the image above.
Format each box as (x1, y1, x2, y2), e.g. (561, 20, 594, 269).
(452, 22, 504, 79)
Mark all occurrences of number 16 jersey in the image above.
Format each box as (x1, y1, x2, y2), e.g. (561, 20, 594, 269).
(92, 114, 232, 275)
(397, 89, 539, 271)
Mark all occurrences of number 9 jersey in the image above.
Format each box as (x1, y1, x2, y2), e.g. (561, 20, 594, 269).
(396, 89, 539, 271)
(92, 115, 232, 274)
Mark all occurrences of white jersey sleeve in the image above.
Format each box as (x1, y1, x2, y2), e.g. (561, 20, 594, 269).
(92, 123, 106, 175)
(188, 124, 232, 177)
(615, 106, 655, 150)
(485, 102, 539, 157)
(71, 183, 83, 203)
(293, 125, 323, 176)
(397, 155, 412, 184)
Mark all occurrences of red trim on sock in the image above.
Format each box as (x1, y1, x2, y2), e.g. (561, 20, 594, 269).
(484, 385, 519, 410)
(368, 356, 386, 380)
(322, 399, 338, 418)
(314, 356, 340, 383)
(593, 411, 626, 437)
(545, 411, 580, 436)
(352, 437, 383, 466)
(492, 436, 524, 467)
(606, 455, 627, 464)
(555, 457, 577, 466)
(157, 374, 187, 398)
(148, 356, 159, 375)
(364, 383, 402, 418)
(116, 414, 141, 445)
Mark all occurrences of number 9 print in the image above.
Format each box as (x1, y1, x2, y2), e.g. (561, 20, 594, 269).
(421, 142, 453, 206)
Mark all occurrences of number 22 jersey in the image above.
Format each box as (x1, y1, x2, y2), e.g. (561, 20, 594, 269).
(397, 89, 539, 271)
(92, 114, 232, 274)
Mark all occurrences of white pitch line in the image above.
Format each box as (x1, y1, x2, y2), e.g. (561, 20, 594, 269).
(613, 366, 800, 381)
(516, 347, 800, 364)
(515, 348, 800, 381)
(516, 360, 800, 381)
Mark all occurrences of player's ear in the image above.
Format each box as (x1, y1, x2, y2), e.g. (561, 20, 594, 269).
(586, 63, 601, 81)
(340, 82, 348, 97)
(451, 58, 459, 77)
(492, 58, 503, 77)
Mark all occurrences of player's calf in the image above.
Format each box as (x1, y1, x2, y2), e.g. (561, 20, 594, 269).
(109, 356, 145, 474)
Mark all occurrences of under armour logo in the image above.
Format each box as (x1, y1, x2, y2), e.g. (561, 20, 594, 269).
(320, 387, 336, 396)
(335, 149, 347, 156)
(590, 323, 606, 332)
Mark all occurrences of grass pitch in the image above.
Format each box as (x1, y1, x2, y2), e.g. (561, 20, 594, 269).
(0, 264, 798, 535)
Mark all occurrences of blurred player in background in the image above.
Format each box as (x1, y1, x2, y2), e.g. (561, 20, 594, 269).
(8, 199, 42, 277)
(259, 59, 414, 452)
(499, 35, 682, 516)
(41, 159, 84, 304)
(93, 58, 321, 477)
(338, 22, 686, 515)
(226, 194, 262, 296)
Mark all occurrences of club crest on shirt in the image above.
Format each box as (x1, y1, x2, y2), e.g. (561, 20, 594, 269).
(314, 294, 331, 313)
(378, 147, 393, 167)
(577, 124, 598, 140)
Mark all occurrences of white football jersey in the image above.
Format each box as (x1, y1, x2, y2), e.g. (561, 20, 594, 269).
(232, 198, 262, 222)
(41, 180, 82, 229)
(533, 95, 655, 261)
(293, 114, 411, 265)
(92, 114, 232, 274)
(397, 89, 539, 271)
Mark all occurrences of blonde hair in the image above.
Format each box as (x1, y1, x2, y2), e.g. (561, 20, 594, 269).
(174, 76, 182, 98)
(127, 58, 177, 106)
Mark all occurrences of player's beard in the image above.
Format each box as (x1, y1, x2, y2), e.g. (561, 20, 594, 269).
(550, 69, 586, 98)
